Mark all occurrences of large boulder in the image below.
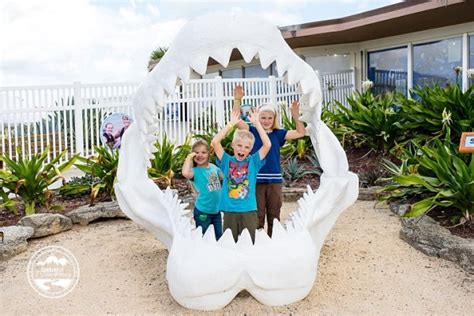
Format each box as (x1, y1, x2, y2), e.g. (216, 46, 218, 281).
(400, 216, 474, 274)
(65, 201, 128, 225)
(18, 213, 73, 238)
(0, 226, 34, 260)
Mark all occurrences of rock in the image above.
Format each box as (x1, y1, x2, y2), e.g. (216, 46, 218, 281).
(389, 203, 410, 216)
(282, 187, 308, 202)
(65, 201, 128, 225)
(0, 226, 34, 260)
(18, 213, 73, 238)
(358, 186, 381, 201)
(400, 216, 474, 274)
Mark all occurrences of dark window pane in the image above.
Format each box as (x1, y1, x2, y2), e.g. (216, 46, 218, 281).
(244, 64, 269, 78)
(368, 46, 407, 96)
(221, 68, 242, 79)
(413, 37, 462, 88)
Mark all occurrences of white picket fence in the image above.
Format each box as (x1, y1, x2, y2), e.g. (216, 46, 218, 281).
(0, 70, 354, 163)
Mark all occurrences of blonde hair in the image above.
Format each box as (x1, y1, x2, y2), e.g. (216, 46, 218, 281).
(232, 130, 255, 147)
(192, 139, 210, 152)
(258, 103, 280, 129)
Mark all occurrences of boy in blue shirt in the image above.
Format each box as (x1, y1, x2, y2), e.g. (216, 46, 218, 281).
(211, 109, 271, 243)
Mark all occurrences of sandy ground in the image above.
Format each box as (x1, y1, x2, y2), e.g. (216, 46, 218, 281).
(1, 200, 473, 315)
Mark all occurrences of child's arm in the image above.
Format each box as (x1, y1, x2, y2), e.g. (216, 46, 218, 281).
(232, 85, 249, 131)
(181, 152, 196, 179)
(285, 100, 306, 140)
(249, 109, 271, 159)
(211, 110, 241, 160)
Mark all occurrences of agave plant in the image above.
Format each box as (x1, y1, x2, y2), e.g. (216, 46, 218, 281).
(0, 147, 78, 214)
(60, 146, 119, 205)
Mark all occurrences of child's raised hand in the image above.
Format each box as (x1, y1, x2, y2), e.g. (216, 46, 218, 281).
(234, 85, 244, 100)
(248, 108, 260, 125)
(290, 100, 300, 117)
(230, 109, 241, 126)
(186, 152, 197, 160)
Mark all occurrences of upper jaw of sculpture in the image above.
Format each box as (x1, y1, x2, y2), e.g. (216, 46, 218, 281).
(115, 10, 358, 311)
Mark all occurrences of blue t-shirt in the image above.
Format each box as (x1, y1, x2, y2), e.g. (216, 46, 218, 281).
(191, 163, 222, 214)
(216, 152, 265, 212)
(249, 125, 287, 183)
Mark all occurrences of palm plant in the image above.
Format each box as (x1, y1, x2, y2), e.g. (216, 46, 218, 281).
(60, 146, 119, 205)
(0, 147, 78, 214)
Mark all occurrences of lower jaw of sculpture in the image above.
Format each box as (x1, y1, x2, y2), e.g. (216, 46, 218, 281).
(165, 228, 319, 310)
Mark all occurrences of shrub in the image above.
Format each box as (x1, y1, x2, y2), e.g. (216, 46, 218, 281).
(399, 84, 474, 143)
(0, 147, 78, 214)
(149, 134, 191, 188)
(324, 90, 407, 152)
(279, 103, 314, 160)
(380, 137, 473, 225)
(60, 146, 119, 205)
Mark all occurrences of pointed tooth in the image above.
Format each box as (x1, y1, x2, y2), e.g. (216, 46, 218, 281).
(202, 225, 216, 243)
(238, 44, 258, 63)
(300, 77, 316, 95)
(271, 219, 287, 239)
(160, 74, 177, 95)
(258, 50, 275, 69)
(210, 47, 233, 68)
(217, 229, 236, 249)
(285, 219, 296, 234)
(176, 67, 191, 83)
(309, 90, 322, 108)
(189, 54, 209, 76)
(286, 67, 304, 86)
(236, 229, 253, 248)
(255, 229, 271, 245)
(152, 88, 165, 107)
(144, 158, 151, 168)
(276, 57, 291, 76)
(192, 226, 203, 239)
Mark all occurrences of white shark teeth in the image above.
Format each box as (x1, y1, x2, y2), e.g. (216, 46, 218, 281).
(237, 44, 258, 63)
(176, 66, 191, 84)
(189, 54, 209, 76)
(202, 225, 216, 243)
(192, 226, 203, 239)
(161, 74, 178, 95)
(217, 229, 236, 249)
(286, 65, 304, 86)
(255, 229, 271, 245)
(309, 90, 321, 108)
(210, 47, 233, 68)
(275, 56, 291, 76)
(236, 229, 253, 249)
(300, 76, 316, 95)
(258, 50, 276, 70)
(271, 219, 287, 239)
(152, 88, 165, 109)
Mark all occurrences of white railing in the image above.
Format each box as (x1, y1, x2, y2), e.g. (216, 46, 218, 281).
(0, 72, 354, 163)
(321, 69, 355, 111)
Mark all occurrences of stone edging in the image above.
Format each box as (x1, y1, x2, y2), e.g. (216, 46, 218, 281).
(390, 203, 474, 274)
(0, 201, 126, 261)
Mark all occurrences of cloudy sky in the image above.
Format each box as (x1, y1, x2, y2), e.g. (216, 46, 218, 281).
(0, 0, 401, 87)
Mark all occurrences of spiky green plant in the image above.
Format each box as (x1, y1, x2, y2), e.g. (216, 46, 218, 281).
(0, 147, 78, 214)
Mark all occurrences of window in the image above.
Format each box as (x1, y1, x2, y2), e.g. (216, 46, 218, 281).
(244, 64, 269, 78)
(367, 47, 407, 96)
(413, 37, 462, 88)
(470, 35, 474, 86)
(221, 68, 243, 79)
(305, 54, 350, 74)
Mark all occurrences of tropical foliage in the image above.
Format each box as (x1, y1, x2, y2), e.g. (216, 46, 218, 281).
(59, 146, 119, 205)
(0, 147, 78, 214)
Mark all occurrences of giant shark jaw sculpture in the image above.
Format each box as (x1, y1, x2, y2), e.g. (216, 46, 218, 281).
(115, 11, 359, 311)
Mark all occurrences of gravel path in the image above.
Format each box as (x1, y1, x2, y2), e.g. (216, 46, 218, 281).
(1, 201, 472, 314)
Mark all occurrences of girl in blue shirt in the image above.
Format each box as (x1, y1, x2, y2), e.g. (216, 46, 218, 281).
(182, 140, 223, 239)
(233, 85, 306, 237)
